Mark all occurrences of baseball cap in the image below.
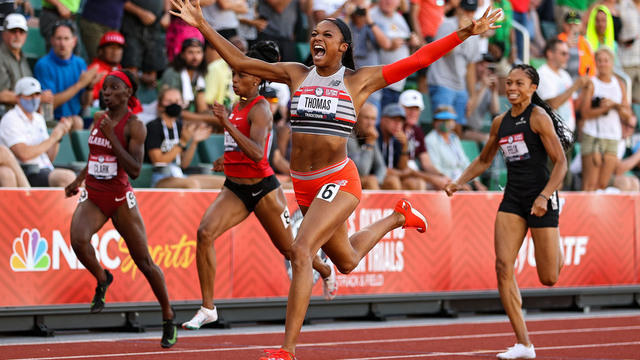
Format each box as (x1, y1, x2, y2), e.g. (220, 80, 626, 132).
(460, 0, 478, 11)
(381, 103, 406, 119)
(14, 77, 42, 96)
(99, 31, 125, 47)
(3, 13, 28, 32)
(565, 11, 581, 24)
(399, 90, 424, 111)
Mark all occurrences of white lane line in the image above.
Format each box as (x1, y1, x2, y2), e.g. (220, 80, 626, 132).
(337, 341, 640, 359)
(7, 325, 640, 360)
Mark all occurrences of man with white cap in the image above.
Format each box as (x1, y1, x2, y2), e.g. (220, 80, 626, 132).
(399, 89, 451, 190)
(0, 13, 31, 113)
(0, 76, 75, 187)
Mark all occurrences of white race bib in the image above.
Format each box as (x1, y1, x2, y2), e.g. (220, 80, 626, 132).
(297, 87, 339, 120)
(499, 133, 530, 162)
(88, 154, 118, 179)
(224, 131, 239, 152)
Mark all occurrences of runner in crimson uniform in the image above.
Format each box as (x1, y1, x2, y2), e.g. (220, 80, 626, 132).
(445, 65, 573, 359)
(64, 70, 177, 349)
(182, 42, 336, 331)
(172, 1, 501, 358)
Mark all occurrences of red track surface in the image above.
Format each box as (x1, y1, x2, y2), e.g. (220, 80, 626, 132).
(1, 314, 639, 359)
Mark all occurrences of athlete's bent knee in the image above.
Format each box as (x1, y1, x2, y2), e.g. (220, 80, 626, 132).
(289, 243, 313, 270)
(197, 225, 217, 247)
(335, 259, 359, 274)
(539, 273, 558, 286)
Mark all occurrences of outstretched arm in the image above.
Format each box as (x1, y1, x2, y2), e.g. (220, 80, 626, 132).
(170, 0, 306, 86)
(348, 7, 503, 107)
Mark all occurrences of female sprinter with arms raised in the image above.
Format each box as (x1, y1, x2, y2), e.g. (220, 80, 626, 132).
(181, 41, 336, 330)
(171, 1, 501, 358)
(445, 64, 572, 359)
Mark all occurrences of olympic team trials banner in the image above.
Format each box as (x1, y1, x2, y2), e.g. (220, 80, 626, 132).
(0, 190, 637, 307)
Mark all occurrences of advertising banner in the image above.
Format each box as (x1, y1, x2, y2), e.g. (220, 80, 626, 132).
(1, 190, 637, 307)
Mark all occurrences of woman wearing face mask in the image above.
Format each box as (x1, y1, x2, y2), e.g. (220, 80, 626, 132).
(424, 106, 486, 191)
(182, 41, 336, 331)
(0, 77, 75, 187)
(64, 70, 178, 349)
(145, 87, 225, 189)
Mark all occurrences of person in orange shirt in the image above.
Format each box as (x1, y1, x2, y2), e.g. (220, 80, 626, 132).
(557, 11, 596, 78)
(88, 31, 125, 104)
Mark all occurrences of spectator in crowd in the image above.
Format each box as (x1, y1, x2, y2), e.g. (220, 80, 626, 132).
(618, 0, 640, 104)
(588, 0, 622, 40)
(0, 1, 33, 29)
(377, 103, 410, 189)
(409, 0, 446, 93)
(399, 89, 451, 190)
(586, 5, 618, 56)
(146, 87, 225, 189)
(201, 0, 247, 40)
(466, 56, 499, 143)
(425, 107, 486, 191)
(0, 13, 32, 115)
(528, 0, 548, 58)
(256, 0, 301, 62)
(428, 0, 482, 133)
(488, 0, 516, 88)
(0, 144, 29, 187)
(166, 15, 202, 63)
(121, 0, 169, 96)
(204, 36, 246, 108)
(580, 46, 632, 191)
(370, 0, 419, 111)
(87, 31, 125, 105)
(238, 0, 266, 48)
(555, 0, 591, 27)
(39, 0, 80, 51)
(611, 115, 640, 191)
(511, 0, 534, 61)
(78, 0, 126, 62)
(0, 77, 75, 187)
(349, 4, 384, 109)
(159, 37, 213, 123)
(311, 0, 346, 27)
(557, 10, 596, 79)
(348, 101, 387, 189)
(34, 21, 100, 130)
(537, 39, 589, 134)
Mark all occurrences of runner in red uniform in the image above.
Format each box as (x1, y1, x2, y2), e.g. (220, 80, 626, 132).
(182, 42, 335, 330)
(65, 70, 177, 348)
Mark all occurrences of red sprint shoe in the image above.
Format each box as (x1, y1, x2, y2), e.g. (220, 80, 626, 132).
(259, 349, 296, 360)
(394, 199, 427, 233)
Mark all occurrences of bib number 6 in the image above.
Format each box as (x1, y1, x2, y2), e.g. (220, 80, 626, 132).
(317, 183, 340, 202)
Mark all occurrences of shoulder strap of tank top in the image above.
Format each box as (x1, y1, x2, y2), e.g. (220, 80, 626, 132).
(248, 95, 265, 108)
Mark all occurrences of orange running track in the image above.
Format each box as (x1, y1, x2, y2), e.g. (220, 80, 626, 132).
(1, 313, 639, 359)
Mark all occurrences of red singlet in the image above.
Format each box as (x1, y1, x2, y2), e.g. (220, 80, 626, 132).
(85, 112, 133, 193)
(223, 96, 275, 178)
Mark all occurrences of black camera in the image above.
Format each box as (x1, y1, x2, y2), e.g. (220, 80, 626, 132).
(591, 96, 603, 108)
(353, 7, 367, 16)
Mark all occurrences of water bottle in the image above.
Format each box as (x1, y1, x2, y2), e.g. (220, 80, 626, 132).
(42, 102, 54, 123)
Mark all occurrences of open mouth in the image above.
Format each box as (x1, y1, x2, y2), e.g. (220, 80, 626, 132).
(313, 44, 326, 59)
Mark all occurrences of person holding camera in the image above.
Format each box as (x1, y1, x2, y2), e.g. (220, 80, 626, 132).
(580, 46, 632, 191)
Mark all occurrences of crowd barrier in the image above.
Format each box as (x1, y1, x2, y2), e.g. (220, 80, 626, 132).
(2, 189, 639, 309)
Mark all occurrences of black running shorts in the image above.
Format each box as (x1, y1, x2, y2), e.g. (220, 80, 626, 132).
(498, 190, 559, 228)
(223, 175, 280, 212)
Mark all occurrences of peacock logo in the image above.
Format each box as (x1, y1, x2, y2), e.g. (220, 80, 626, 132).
(10, 229, 51, 271)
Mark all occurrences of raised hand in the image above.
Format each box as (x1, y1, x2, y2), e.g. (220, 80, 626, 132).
(192, 123, 213, 143)
(99, 113, 115, 137)
(169, 0, 205, 28)
(464, 6, 503, 37)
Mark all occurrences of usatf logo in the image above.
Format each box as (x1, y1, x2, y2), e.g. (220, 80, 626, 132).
(10, 229, 51, 271)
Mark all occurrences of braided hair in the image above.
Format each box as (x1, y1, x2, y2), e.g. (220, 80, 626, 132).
(510, 64, 574, 151)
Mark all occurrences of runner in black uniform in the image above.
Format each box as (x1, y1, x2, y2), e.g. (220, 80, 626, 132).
(445, 64, 572, 359)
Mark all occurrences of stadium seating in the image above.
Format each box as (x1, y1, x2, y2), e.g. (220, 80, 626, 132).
(70, 129, 90, 162)
(198, 134, 224, 164)
(461, 139, 480, 162)
(22, 27, 46, 67)
(418, 92, 432, 126)
(633, 103, 640, 130)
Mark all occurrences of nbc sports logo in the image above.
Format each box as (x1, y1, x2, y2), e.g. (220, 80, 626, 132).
(10, 229, 51, 271)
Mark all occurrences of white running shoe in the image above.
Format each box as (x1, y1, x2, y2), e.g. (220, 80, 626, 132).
(496, 343, 536, 359)
(322, 260, 338, 300)
(182, 306, 218, 330)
